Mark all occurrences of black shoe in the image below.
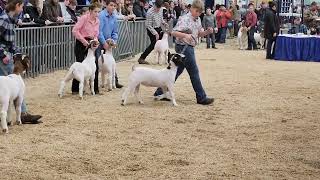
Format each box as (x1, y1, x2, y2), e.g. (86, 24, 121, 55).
(72, 92, 78, 95)
(212, 46, 217, 49)
(21, 113, 42, 124)
(160, 98, 171, 101)
(246, 48, 252, 50)
(253, 47, 259, 50)
(116, 83, 123, 88)
(138, 58, 149, 64)
(207, 46, 210, 49)
(197, 98, 214, 105)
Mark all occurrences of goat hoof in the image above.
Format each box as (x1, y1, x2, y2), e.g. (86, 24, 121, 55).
(7, 122, 12, 126)
(2, 129, 8, 133)
(139, 101, 144, 104)
(16, 121, 22, 125)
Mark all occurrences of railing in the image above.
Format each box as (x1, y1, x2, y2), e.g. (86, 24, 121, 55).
(14, 20, 167, 78)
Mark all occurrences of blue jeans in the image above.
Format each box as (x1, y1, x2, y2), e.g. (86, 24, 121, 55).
(154, 44, 207, 102)
(218, 27, 227, 43)
(0, 57, 27, 113)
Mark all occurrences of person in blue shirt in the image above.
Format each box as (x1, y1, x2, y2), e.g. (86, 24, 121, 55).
(95, 0, 123, 94)
(288, 17, 308, 35)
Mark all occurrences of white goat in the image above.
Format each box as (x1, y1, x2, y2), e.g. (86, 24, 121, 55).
(98, 40, 117, 91)
(121, 52, 184, 106)
(154, 32, 169, 65)
(58, 40, 99, 99)
(237, 21, 248, 50)
(254, 31, 266, 50)
(0, 54, 30, 133)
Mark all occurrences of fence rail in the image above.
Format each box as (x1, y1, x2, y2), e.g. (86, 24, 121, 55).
(14, 20, 166, 78)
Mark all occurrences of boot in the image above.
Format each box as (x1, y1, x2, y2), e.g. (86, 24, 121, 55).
(21, 112, 42, 124)
(115, 75, 123, 88)
(138, 58, 149, 65)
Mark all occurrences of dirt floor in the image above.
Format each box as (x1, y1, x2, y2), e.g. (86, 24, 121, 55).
(0, 40, 320, 179)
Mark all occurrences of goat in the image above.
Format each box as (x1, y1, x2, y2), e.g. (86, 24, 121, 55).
(98, 39, 117, 91)
(0, 54, 30, 133)
(121, 52, 185, 106)
(58, 40, 99, 99)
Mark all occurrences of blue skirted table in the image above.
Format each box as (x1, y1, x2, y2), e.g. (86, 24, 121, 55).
(274, 34, 320, 62)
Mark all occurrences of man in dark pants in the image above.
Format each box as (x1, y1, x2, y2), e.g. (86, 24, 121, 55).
(245, 3, 258, 50)
(264, 2, 279, 59)
(137, 0, 164, 64)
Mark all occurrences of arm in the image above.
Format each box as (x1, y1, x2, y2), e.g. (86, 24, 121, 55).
(250, 13, 257, 27)
(98, 13, 106, 45)
(145, 10, 157, 35)
(72, 16, 88, 45)
(111, 19, 118, 43)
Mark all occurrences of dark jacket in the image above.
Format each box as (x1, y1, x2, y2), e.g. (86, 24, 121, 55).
(41, 1, 63, 22)
(66, 6, 77, 22)
(174, 5, 182, 19)
(133, 2, 146, 18)
(23, 4, 46, 25)
(264, 8, 279, 39)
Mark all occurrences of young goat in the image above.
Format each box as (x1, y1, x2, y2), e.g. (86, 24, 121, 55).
(121, 52, 185, 106)
(0, 54, 30, 133)
(58, 40, 99, 99)
(98, 39, 117, 91)
(154, 32, 169, 65)
(237, 21, 248, 50)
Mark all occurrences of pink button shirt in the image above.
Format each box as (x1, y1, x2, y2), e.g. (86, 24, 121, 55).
(72, 14, 100, 45)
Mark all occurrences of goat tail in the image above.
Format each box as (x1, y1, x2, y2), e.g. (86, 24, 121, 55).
(132, 64, 136, 71)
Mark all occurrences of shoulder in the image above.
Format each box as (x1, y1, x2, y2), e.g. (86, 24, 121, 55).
(147, 8, 154, 14)
(0, 13, 9, 27)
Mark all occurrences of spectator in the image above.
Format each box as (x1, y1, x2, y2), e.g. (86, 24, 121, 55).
(59, 0, 77, 23)
(173, 0, 181, 19)
(71, 3, 101, 94)
(0, 0, 42, 124)
(257, 0, 268, 33)
(227, 4, 237, 39)
(41, 0, 64, 23)
(245, 3, 258, 50)
(116, 0, 135, 20)
(0, 0, 6, 14)
(79, 6, 89, 16)
(168, 1, 176, 22)
(133, 0, 146, 18)
(202, 7, 218, 49)
(66, 0, 77, 22)
(95, 0, 123, 94)
(137, 0, 164, 64)
(122, 2, 136, 20)
(264, 1, 279, 59)
(216, 5, 231, 43)
(289, 17, 307, 34)
(304, 1, 320, 35)
(234, 4, 241, 36)
(23, 0, 52, 25)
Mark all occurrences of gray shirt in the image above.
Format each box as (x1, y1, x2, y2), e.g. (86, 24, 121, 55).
(202, 14, 217, 29)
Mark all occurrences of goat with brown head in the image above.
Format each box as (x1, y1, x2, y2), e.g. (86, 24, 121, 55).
(13, 53, 31, 75)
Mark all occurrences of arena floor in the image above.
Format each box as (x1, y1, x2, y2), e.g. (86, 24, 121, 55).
(1, 40, 319, 179)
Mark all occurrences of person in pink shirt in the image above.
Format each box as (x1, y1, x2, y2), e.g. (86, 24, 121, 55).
(215, 5, 231, 43)
(71, 3, 101, 94)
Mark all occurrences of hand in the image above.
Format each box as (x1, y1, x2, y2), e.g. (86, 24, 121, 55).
(247, 27, 251, 30)
(2, 55, 10, 65)
(57, 17, 64, 22)
(83, 41, 89, 47)
(17, 19, 23, 26)
(45, 20, 52, 25)
(273, 33, 277, 37)
(206, 27, 214, 34)
(214, 28, 218, 33)
(103, 43, 109, 50)
(184, 34, 194, 43)
(155, 33, 159, 40)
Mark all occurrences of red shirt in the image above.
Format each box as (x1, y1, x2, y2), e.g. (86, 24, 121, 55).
(216, 10, 231, 28)
(245, 11, 257, 27)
